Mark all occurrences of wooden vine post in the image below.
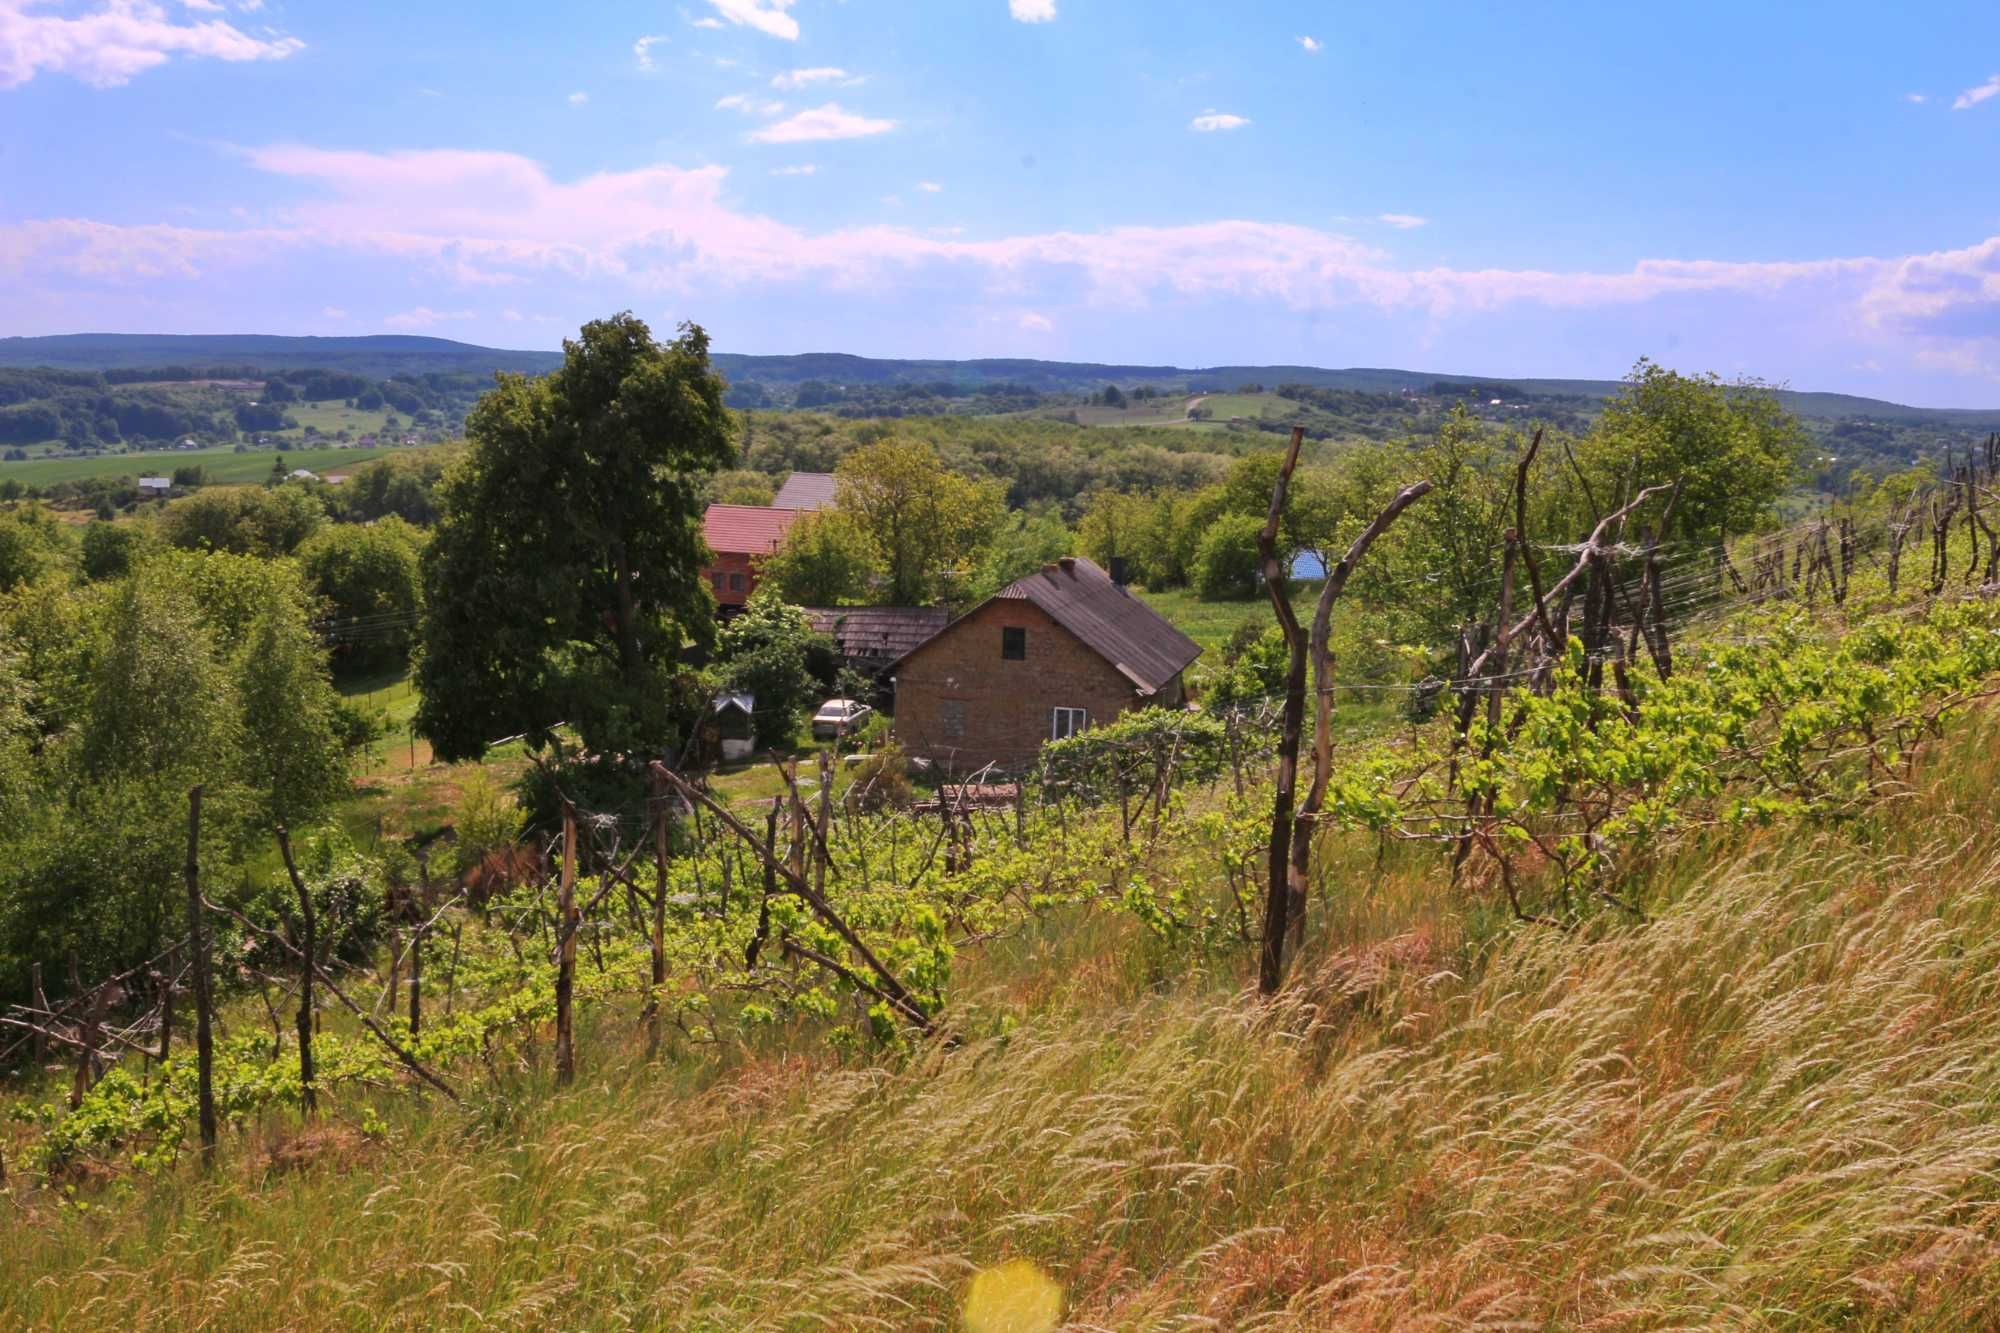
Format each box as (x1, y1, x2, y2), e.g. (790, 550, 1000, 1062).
(1256, 424, 1432, 993)
(1255, 428, 1312, 995)
(554, 800, 579, 1086)
(647, 769, 670, 1059)
(276, 824, 318, 1116)
(183, 785, 218, 1167)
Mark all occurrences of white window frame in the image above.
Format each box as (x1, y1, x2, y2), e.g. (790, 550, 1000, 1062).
(1051, 706, 1088, 741)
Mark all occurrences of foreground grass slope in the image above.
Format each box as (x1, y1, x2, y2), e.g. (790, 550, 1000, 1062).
(10, 712, 2000, 1328)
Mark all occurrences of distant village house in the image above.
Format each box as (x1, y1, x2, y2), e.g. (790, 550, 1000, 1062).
(700, 472, 840, 610)
(701, 504, 801, 609)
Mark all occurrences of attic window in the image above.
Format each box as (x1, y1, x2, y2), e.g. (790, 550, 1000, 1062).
(1001, 626, 1026, 660)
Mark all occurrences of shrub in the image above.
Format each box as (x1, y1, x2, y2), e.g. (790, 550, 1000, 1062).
(1194, 512, 1266, 601)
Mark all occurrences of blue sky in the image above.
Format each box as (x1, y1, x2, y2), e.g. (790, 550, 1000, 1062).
(3, 1, 2000, 404)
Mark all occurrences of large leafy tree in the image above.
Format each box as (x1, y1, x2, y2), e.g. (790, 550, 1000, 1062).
(713, 590, 834, 750)
(834, 438, 1002, 604)
(235, 594, 352, 826)
(296, 518, 424, 673)
(414, 314, 734, 762)
(1577, 359, 1807, 546)
(764, 510, 880, 606)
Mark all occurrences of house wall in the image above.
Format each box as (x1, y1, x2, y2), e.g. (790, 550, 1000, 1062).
(892, 600, 1166, 772)
(704, 552, 759, 608)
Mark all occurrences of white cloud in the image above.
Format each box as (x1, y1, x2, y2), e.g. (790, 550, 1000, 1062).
(748, 102, 895, 143)
(1377, 213, 1427, 230)
(1009, 0, 1056, 21)
(689, 16, 722, 29)
(1190, 110, 1249, 132)
(632, 34, 666, 72)
(21, 142, 2000, 380)
(1953, 74, 2000, 110)
(1905, 92, 1928, 104)
(769, 163, 816, 175)
(1019, 311, 1053, 331)
(706, 0, 797, 41)
(567, 90, 587, 105)
(320, 306, 348, 320)
(772, 65, 857, 90)
(383, 306, 474, 329)
(1297, 35, 1322, 54)
(715, 93, 786, 116)
(916, 181, 942, 193)
(0, 0, 304, 89)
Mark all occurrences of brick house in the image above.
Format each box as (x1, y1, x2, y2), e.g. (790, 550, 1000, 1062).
(889, 556, 1201, 773)
(702, 504, 802, 610)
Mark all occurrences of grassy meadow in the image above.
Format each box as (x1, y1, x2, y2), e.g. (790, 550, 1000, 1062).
(9, 692, 2000, 1326)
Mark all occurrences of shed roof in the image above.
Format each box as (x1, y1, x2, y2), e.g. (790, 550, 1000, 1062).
(772, 471, 839, 511)
(703, 504, 801, 556)
(803, 606, 951, 664)
(892, 556, 1200, 696)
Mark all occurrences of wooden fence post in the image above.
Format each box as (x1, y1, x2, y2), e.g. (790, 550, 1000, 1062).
(276, 825, 317, 1116)
(647, 771, 669, 1059)
(184, 785, 218, 1168)
(29, 963, 45, 1066)
(554, 801, 578, 1086)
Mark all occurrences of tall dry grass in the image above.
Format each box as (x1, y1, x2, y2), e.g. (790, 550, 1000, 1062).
(10, 722, 2000, 1328)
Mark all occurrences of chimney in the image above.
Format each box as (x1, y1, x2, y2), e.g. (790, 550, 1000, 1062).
(1058, 556, 1076, 574)
(1108, 556, 1128, 586)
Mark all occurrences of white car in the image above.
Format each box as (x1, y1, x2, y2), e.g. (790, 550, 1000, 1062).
(811, 698, 873, 740)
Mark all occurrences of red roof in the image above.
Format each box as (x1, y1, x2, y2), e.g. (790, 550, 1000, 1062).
(703, 504, 801, 556)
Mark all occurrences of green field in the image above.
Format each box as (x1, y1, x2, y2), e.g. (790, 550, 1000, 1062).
(0, 442, 414, 487)
(1194, 391, 1301, 423)
(1064, 395, 1204, 428)
(282, 400, 399, 440)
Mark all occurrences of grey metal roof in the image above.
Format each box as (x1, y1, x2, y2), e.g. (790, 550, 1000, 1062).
(993, 557, 1201, 694)
(885, 557, 1200, 695)
(773, 471, 839, 511)
(803, 606, 950, 664)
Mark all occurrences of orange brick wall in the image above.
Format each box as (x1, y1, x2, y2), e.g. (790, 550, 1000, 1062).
(892, 599, 1180, 772)
(704, 552, 760, 608)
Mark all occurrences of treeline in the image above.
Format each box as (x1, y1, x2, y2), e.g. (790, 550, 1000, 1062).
(738, 410, 1244, 512)
(0, 530, 378, 1000)
(726, 377, 1049, 416)
(0, 365, 489, 452)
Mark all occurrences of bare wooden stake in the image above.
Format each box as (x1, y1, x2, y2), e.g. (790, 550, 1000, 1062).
(184, 785, 218, 1169)
(1254, 427, 1311, 996)
(646, 770, 670, 1059)
(554, 800, 578, 1086)
(275, 825, 318, 1116)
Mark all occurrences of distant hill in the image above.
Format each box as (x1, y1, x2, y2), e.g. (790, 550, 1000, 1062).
(0, 333, 562, 380)
(4, 333, 1998, 429)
